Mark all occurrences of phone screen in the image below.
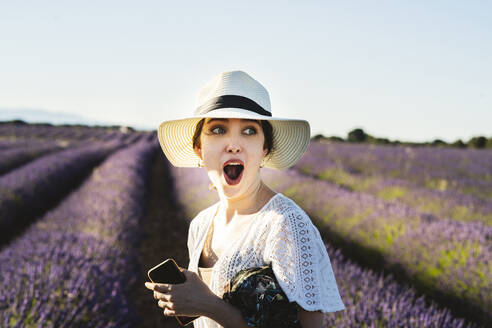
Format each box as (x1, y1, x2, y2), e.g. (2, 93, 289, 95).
(148, 259, 185, 284)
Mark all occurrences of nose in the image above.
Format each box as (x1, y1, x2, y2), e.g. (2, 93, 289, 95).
(226, 144, 241, 153)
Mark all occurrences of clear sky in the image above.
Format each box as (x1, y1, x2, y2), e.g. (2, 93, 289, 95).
(1, 1, 491, 142)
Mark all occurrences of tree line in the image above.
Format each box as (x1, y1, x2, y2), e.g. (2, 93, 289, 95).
(312, 128, 492, 149)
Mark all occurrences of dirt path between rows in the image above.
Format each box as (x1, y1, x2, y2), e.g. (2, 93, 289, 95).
(132, 155, 191, 328)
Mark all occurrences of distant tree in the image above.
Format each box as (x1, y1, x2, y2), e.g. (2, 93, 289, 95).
(374, 137, 391, 144)
(348, 128, 368, 142)
(311, 135, 346, 143)
(451, 139, 466, 148)
(311, 134, 325, 141)
(328, 136, 345, 142)
(431, 139, 447, 147)
(468, 136, 487, 149)
(9, 120, 27, 125)
(487, 138, 492, 149)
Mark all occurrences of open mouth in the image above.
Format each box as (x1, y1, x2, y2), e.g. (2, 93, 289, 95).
(223, 163, 244, 186)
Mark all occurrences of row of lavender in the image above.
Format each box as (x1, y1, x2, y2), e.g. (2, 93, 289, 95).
(0, 140, 67, 176)
(167, 163, 477, 327)
(260, 167, 491, 325)
(0, 125, 145, 178)
(0, 135, 135, 246)
(295, 141, 492, 204)
(0, 136, 158, 327)
(294, 141, 492, 226)
(291, 141, 492, 321)
(0, 122, 133, 141)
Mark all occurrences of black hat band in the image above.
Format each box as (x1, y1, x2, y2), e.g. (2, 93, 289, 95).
(194, 95, 272, 117)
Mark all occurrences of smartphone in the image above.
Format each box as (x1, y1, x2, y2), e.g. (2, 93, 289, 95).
(147, 258, 199, 326)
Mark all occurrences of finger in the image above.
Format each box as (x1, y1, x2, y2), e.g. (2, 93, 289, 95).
(146, 281, 171, 293)
(154, 283, 172, 293)
(154, 292, 170, 300)
(158, 299, 175, 309)
(154, 291, 170, 301)
(154, 290, 168, 300)
(164, 307, 176, 317)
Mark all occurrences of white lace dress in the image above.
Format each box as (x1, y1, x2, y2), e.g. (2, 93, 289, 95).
(187, 193, 345, 328)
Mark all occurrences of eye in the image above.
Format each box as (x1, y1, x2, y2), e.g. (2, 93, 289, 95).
(243, 127, 257, 135)
(210, 126, 225, 134)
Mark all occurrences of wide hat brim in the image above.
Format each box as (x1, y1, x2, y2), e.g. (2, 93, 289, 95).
(157, 108, 310, 170)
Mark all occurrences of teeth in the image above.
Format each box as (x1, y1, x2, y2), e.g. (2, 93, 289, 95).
(226, 163, 242, 166)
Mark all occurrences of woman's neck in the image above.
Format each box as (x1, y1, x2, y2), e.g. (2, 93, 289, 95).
(216, 181, 276, 225)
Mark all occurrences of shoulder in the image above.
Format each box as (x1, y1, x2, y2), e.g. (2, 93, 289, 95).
(268, 193, 312, 227)
(265, 193, 326, 254)
(263, 193, 317, 245)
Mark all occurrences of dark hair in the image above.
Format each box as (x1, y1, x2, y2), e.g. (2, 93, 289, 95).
(192, 118, 274, 156)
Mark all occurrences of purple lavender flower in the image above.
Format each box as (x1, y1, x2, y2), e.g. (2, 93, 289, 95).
(0, 138, 158, 327)
(260, 167, 491, 325)
(0, 140, 125, 246)
(296, 141, 492, 201)
(0, 141, 67, 175)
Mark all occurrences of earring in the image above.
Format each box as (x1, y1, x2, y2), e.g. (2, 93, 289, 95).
(260, 158, 266, 168)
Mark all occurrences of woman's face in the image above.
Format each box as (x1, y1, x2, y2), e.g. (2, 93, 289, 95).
(194, 118, 268, 199)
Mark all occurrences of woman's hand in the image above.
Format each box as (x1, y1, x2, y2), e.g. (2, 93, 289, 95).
(144, 268, 217, 317)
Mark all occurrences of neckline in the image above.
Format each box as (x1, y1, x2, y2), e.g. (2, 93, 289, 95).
(213, 192, 282, 221)
(197, 192, 282, 270)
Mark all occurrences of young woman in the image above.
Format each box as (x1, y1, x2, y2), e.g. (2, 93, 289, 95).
(145, 70, 345, 328)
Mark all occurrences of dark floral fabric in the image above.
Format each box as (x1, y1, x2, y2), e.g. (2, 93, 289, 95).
(222, 264, 302, 328)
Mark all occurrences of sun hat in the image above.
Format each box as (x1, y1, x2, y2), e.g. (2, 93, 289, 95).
(157, 70, 310, 170)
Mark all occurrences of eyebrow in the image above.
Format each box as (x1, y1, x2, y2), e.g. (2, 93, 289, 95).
(205, 118, 261, 125)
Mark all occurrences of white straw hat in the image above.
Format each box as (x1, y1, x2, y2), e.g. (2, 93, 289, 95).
(157, 70, 310, 170)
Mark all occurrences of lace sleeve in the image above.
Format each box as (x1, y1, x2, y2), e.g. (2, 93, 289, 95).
(263, 207, 345, 313)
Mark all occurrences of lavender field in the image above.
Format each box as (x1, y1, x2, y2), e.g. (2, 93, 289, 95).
(0, 122, 489, 327)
